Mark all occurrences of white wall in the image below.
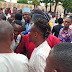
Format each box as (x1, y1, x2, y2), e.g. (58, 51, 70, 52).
(11, 0, 17, 3)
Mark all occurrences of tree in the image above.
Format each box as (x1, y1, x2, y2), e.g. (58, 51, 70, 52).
(53, 0, 66, 14)
(17, 0, 28, 4)
(61, 0, 72, 13)
(40, 0, 54, 12)
(0, 0, 4, 1)
(29, 0, 40, 8)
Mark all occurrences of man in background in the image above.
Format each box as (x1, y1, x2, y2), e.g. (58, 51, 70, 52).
(13, 7, 17, 14)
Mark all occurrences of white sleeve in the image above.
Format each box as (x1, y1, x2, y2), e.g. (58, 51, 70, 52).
(34, 55, 46, 72)
(0, 62, 8, 72)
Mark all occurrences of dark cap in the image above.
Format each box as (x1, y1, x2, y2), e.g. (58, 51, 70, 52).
(43, 12, 51, 22)
(31, 8, 44, 15)
(31, 14, 46, 22)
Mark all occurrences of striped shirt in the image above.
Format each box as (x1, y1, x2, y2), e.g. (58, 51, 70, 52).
(29, 41, 51, 72)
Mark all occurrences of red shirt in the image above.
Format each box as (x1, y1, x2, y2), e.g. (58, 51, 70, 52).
(46, 34, 61, 48)
(15, 34, 35, 59)
(15, 34, 61, 59)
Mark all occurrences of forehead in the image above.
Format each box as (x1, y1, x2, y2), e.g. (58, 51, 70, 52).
(65, 18, 71, 22)
(22, 12, 29, 15)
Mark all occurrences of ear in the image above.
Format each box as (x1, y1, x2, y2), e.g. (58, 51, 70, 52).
(34, 32, 39, 38)
(52, 70, 57, 72)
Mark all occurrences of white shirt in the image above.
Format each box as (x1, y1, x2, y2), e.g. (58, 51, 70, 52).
(0, 53, 28, 72)
(29, 41, 51, 72)
(10, 34, 21, 51)
(5, 13, 11, 20)
(69, 24, 72, 30)
(53, 17, 58, 27)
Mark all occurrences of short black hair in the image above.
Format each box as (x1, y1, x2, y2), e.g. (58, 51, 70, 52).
(34, 19, 51, 39)
(58, 18, 63, 24)
(15, 13, 22, 21)
(13, 7, 17, 10)
(51, 42, 72, 72)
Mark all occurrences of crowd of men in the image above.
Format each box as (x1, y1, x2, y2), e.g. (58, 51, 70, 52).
(0, 7, 72, 72)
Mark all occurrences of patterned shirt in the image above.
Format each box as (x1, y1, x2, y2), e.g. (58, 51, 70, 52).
(58, 28, 71, 42)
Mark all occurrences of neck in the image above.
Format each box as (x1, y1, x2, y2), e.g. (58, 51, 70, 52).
(0, 43, 13, 53)
(35, 39, 45, 48)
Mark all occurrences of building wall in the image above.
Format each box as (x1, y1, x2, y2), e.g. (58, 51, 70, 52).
(0, 1, 64, 13)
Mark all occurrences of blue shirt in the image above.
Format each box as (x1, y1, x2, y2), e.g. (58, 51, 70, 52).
(25, 23, 31, 31)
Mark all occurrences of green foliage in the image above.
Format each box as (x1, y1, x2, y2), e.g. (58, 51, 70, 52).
(40, 0, 54, 5)
(17, 0, 28, 4)
(0, 0, 5, 1)
(61, 0, 72, 12)
(32, 0, 40, 5)
(28, 0, 40, 8)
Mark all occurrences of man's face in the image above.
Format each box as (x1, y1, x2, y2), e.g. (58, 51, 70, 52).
(13, 9, 17, 14)
(13, 24, 22, 37)
(22, 12, 30, 22)
(7, 15, 15, 23)
(28, 24, 36, 43)
(64, 18, 71, 28)
(5, 10, 8, 15)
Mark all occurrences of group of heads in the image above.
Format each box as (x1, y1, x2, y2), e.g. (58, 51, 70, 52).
(0, 8, 72, 72)
(22, 8, 51, 44)
(14, 7, 51, 43)
(0, 7, 51, 41)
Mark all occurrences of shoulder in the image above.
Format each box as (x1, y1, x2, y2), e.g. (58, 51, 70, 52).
(47, 34, 61, 48)
(13, 53, 28, 61)
(36, 41, 51, 58)
(47, 34, 60, 41)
